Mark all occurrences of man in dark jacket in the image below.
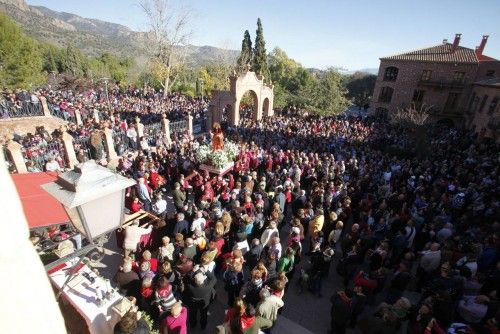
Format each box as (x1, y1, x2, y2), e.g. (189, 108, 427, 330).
(330, 289, 353, 334)
(184, 271, 217, 329)
(386, 262, 411, 304)
(173, 213, 189, 236)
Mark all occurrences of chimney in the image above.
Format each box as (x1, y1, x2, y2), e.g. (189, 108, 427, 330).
(442, 39, 448, 44)
(475, 35, 489, 56)
(451, 33, 461, 53)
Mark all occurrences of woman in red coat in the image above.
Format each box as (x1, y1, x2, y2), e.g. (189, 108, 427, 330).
(130, 197, 143, 213)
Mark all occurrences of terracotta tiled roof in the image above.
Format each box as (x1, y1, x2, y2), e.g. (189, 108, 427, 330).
(381, 43, 498, 64)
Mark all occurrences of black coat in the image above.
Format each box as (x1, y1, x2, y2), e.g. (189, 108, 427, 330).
(184, 271, 217, 308)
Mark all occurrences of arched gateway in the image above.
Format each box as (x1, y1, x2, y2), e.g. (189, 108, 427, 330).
(208, 66, 274, 127)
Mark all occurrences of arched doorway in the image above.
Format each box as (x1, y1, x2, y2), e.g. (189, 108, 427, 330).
(239, 90, 258, 123)
(262, 97, 270, 117)
(209, 70, 274, 127)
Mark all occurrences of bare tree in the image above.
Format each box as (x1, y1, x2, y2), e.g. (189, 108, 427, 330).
(391, 103, 431, 127)
(140, 0, 193, 97)
(391, 103, 432, 157)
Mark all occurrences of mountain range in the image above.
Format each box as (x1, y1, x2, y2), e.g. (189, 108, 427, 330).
(0, 0, 378, 75)
(0, 0, 239, 67)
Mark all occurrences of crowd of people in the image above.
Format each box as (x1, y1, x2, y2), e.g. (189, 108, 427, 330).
(42, 86, 208, 124)
(109, 108, 499, 334)
(3, 88, 207, 173)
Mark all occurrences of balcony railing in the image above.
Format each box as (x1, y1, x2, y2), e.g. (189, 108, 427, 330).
(0, 101, 44, 118)
(418, 79, 465, 89)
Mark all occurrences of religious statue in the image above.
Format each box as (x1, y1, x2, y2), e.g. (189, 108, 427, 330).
(212, 123, 224, 151)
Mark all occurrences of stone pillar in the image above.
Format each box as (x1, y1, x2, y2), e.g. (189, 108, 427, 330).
(74, 109, 83, 126)
(207, 111, 213, 132)
(93, 109, 100, 123)
(135, 116, 144, 142)
(39, 96, 51, 117)
(161, 114, 171, 144)
(231, 101, 239, 127)
(61, 132, 78, 169)
(103, 127, 118, 161)
(187, 113, 193, 139)
(6, 140, 27, 173)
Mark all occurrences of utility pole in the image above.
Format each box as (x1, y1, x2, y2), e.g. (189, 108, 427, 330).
(100, 77, 111, 111)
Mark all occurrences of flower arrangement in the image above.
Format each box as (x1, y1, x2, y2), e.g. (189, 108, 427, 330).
(224, 140, 240, 161)
(195, 145, 211, 163)
(195, 139, 239, 169)
(210, 150, 229, 169)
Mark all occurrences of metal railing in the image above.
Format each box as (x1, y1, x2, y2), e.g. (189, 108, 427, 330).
(0, 100, 44, 118)
(21, 139, 66, 171)
(418, 79, 465, 89)
(143, 122, 164, 147)
(72, 136, 92, 161)
(112, 129, 129, 156)
(193, 116, 207, 135)
(98, 110, 109, 121)
(170, 119, 188, 134)
(47, 102, 76, 123)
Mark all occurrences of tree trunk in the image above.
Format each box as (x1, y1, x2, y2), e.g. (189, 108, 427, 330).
(163, 76, 170, 98)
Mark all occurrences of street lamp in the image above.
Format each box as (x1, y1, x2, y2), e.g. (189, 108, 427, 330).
(42, 160, 135, 244)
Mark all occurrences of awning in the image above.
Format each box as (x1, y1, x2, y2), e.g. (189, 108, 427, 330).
(11, 172, 70, 229)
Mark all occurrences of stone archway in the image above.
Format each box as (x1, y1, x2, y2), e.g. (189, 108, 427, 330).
(208, 67, 274, 127)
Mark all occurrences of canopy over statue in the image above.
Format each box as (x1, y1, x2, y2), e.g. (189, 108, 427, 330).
(207, 67, 274, 128)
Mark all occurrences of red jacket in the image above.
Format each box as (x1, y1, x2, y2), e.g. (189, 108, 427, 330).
(130, 201, 142, 213)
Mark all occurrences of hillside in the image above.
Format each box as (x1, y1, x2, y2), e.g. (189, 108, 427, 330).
(0, 0, 238, 67)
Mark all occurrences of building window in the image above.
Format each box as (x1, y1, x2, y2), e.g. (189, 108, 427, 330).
(478, 95, 489, 113)
(383, 67, 398, 81)
(453, 71, 466, 83)
(471, 95, 480, 113)
(412, 89, 425, 107)
(421, 70, 432, 81)
(488, 96, 498, 115)
(444, 92, 460, 113)
(486, 70, 495, 77)
(378, 86, 394, 103)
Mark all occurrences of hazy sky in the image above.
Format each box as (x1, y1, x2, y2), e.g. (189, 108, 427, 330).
(27, 0, 500, 71)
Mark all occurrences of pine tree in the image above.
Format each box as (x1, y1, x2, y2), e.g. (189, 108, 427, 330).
(252, 18, 269, 80)
(0, 13, 44, 88)
(237, 30, 252, 71)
